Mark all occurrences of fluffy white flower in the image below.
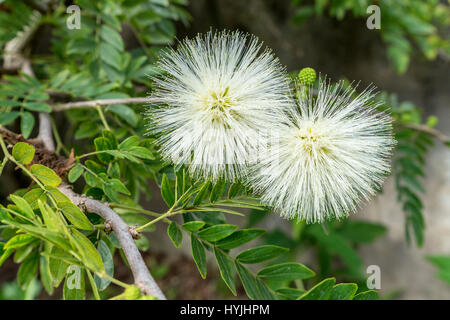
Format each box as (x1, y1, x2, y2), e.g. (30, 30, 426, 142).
(250, 80, 395, 223)
(146, 30, 292, 181)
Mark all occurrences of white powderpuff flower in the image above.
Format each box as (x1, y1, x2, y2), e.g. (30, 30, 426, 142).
(146, 30, 292, 182)
(250, 80, 396, 223)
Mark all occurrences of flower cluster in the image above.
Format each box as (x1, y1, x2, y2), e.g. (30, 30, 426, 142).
(146, 30, 395, 223)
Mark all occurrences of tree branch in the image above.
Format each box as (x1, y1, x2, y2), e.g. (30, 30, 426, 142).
(58, 184, 166, 300)
(52, 97, 161, 112)
(38, 113, 55, 151)
(403, 123, 450, 144)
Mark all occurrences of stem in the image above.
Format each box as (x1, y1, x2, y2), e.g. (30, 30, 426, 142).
(402, 122, 449, 144)
(135, 210, 180, 232)
(96, 105, 111, 131)
(77, 150, 112, 160)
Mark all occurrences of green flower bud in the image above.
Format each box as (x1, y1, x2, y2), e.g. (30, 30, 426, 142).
(298, 67, 316, 86)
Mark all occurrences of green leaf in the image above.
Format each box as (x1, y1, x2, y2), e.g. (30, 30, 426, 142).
(108, 178, 131, 195)
(60, 202, 93, 231)
(0, 100, 22, 107)
(14, 241, 38, 263)
(427, 255, 450, 284)
(214, 246, 236, 295)
(37, 199, 64, 232)
(99, 42, 122, 69)
(210, 179, 226, 203)
(275, 288, 306, 300)
(17, 251, 39, 289)
(4, 234, 36, 250)
(387, 45, 410, 74)
(191, 235, 207, 279)
(30, 164, 62, 187)
(182, 221, 205, 232)
(23, 188, 46, 210)
(49, 247, 70, 287)
(20, 112, 35, 139)
(68, 164, 84, 183)
(0, 111, 20, 125)
(193, 181, 211, 206)
(10, 194, 35, 220)
(94, 240, 114, 291)
(100, 25, 124, 51)
(216, 229, 266, 250)
(161, 173, 175, 207)
(235, 262, 259, 300)
(23, 102, 51, 112)
(94, 137, 114, 163)
(12, 142, 35, 165)
(107, 105, 138, 127)
(74, 121, 100, 139)
(228, 182, 242, 199)
(197, 224, 238, 242)
(5, 220, 71, 251)
(127, 146, 154, 160)
(329, 283, 358, 300)
(167, 221, 183, 248)
(40, 254, 54, 295)
(69, 229, 105, 274)
(119, 136, 140, 150)
(0, 248, 13, 267)
(63, 266, 86, 300)
(257, 262, 315, 281)
(298, 278, 336, 300)
(337, 221, 386, 243)
(236, 245, 288, 264)
(353, 290, 379, 300)
(255, 278, 276, 300)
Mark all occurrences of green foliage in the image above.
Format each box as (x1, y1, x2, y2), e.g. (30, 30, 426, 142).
(291, 0, 450, 73)
(383, 92, 436, 246)
(0, 0, 446, 301)
(428, 256, 450, 284)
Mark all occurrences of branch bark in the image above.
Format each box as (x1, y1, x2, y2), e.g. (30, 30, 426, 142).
(38, 113, 55, 151)
(58, 184, 166, 300)
(52, 97, 161, 112)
